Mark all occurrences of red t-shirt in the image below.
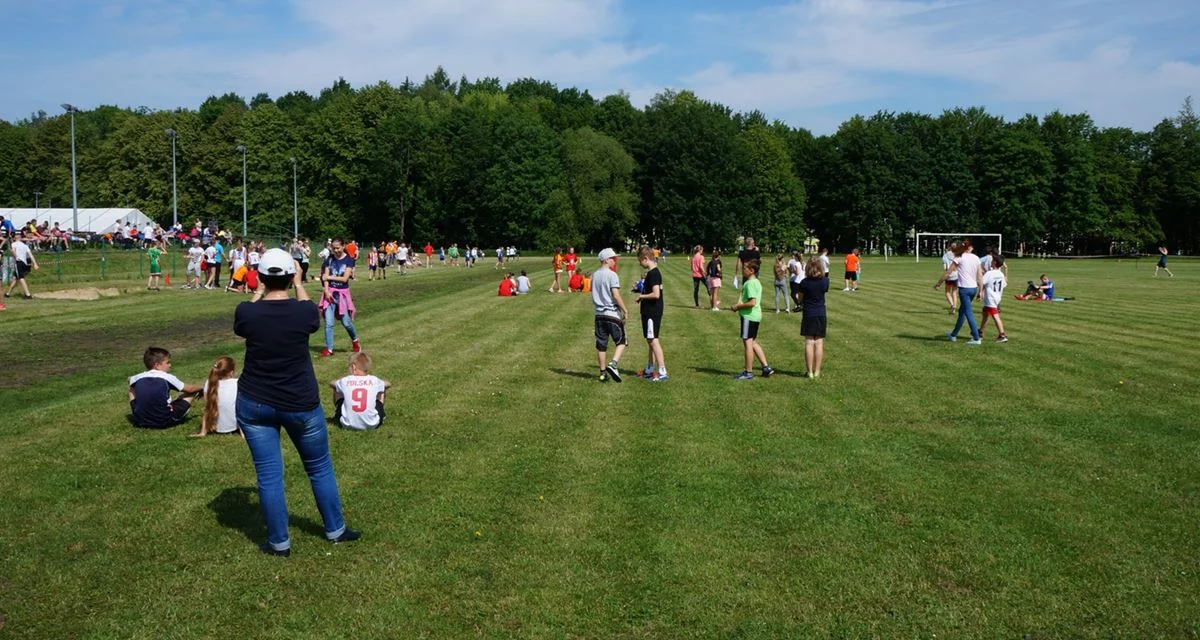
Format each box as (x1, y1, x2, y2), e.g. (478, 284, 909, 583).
(424, 244, 433, 256)
(565, 253, 578, 271)
(498, 279, 514, 296)
(569, 273, 584, 291)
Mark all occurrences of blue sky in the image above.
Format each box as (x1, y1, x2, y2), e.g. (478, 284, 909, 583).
(1, 0, 1197, 134)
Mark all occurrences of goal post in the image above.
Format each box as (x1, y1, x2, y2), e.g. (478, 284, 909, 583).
(915, 233, 1003, 263)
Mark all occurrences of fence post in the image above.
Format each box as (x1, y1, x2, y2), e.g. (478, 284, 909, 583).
(100, 244, 107, 280)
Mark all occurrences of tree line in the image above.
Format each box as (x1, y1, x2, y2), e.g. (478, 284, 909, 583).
(0, 68, 1197, 254)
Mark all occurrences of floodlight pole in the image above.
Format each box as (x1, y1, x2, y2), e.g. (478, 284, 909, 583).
(290, 156, 298, 238)
(166, 129, 178, 229)
(61, 104, 79, 234)
(236, 145, 247, 236)
(34, 191, 41, 209)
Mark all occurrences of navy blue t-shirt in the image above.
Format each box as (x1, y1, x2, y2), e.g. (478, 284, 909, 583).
(234, 299, 321, 411)
(129, 370, 185, 427)
(324, 255, 355, 290)
(798, 276, 829, 316)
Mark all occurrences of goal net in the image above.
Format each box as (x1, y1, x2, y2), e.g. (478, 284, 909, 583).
(914, 233, 1003, 263)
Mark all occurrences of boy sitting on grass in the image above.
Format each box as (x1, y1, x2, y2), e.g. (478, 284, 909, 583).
(331, 351, 391, 430)
(128, 347, 203, 428)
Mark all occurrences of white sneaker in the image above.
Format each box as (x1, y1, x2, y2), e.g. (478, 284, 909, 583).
(966, 338, 982, 345)
(843, 287, 851, 291)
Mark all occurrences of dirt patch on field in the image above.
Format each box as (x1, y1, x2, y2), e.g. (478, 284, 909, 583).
(35, 287, 123, 301)
(0, 312, 237, 390)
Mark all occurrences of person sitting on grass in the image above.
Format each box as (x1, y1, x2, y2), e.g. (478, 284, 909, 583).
(516, 270, 531, 294)
(191, 356, 241, 438)
(568, 269, 585, 292)
(331, 351, 391, 431)
(498, 272, 516, 296)
(128, 346, 203, 429)
(1014, 273, 1075, 302)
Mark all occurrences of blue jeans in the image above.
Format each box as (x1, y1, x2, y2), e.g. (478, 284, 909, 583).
(952, 287, 980, 340)
(324, 301, 358, 351)
(237, 395, 346, 551)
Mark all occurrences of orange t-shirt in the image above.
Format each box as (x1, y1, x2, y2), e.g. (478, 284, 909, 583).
(845, 254, 860, 272)
(552, 254, 564, 271)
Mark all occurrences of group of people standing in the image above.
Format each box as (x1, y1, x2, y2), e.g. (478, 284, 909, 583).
(588, 238, 832, 383)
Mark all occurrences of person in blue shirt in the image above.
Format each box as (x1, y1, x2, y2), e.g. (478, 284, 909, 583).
(1036, 274, 1054, 301)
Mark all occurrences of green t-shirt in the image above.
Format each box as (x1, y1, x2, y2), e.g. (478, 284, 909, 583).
(147, 247, 162, 270)
(449, 247, 459, 258)
(739, 277, 763, 322)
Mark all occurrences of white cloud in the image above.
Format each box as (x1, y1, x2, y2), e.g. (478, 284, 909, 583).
(1, 0, 656, 118)
(681, 0, 1200, 131)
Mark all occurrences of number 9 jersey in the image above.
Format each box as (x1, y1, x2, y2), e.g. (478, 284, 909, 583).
(334, 374, 388, 430)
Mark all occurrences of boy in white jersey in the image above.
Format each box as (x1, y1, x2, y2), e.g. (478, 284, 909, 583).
(979, 254, 1009, 343)
(331, 351, 391, 430)
(184, 239, 204, 289)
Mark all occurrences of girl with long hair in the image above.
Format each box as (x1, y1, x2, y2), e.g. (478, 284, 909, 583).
(190, 356, 240, 438)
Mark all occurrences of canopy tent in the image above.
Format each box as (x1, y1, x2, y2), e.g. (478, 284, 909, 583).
(0, 208, 157, 235)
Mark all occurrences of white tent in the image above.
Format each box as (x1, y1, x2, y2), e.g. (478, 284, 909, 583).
(0, 208, 157, 235)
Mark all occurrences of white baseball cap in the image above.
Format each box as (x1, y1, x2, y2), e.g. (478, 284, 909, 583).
(598, 248, 618, 262)
(258, 248, 296, 275)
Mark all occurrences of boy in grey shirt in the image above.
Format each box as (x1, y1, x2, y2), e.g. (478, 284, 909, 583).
(591, 248, 629, 382)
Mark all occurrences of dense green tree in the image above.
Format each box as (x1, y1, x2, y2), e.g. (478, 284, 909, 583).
(554, 127, 638, 249)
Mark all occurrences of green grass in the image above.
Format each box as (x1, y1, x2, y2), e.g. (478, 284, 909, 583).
(1, 255, 1198, 638)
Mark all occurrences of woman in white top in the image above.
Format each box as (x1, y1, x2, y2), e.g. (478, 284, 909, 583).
(942, 240, 983, 344)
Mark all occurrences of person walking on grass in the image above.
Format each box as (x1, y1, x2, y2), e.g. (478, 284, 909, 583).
(730, 258, 774, 380)
(634, 246, 668, 381)
(706, 249, 724, 311)
(979, 254, 1009, 343)
(320, 238, 361, 357)
(236, 249, 359, 557)
(592, 248, 628, 382)
(146, 239, 165, 291)
(934, 241, 959, 314)
(5, 231, 39, 301)
(549, 248, 566, 293)
(797, 258, 829, 378)
(1155, 246, 1174, 277)
(690, 245, 707, 308)
(773, 254, 791, 313)
(940, 240, 983, 345)
(734, 236, 761, 290)
(843, 248, 861, 291)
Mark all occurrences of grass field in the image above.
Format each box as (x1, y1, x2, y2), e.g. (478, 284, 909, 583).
(1, 253, 1197, 638)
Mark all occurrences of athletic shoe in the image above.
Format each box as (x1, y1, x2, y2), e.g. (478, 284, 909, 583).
(598, 371, 608, 382)
(734, 371, 754, 380)
(22, 295, 31, 300)
(0, 304, 6, 311)
(761, 366, 775, 378)
(652, 372, 669, 382)
(996, 335, 1008, 343)
(259, 543, 291, 558)
(606, 362, 622, 383)
(945, 332, 957, 342)
(320, 348, 334, 357)
(351, 340, 361, 353)
(966, 339, 982, 345)
(843, 287, 851, 291)
(640, 367, 654, 379)
(329, 529, 361, 544)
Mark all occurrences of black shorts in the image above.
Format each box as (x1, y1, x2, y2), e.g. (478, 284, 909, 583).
(789, 281, 801, 296)
(844, 271, 858, 281)
(641, 313, 663, 340)
(739, 317, 760, 340)
(130, 397, 192, 429)
(801, 314, 827, 338)
(595, 316, 627, 351)
(14, 260, 30, 279)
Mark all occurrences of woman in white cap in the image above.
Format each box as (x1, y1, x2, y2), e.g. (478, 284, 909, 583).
(234, 248, 360, 557)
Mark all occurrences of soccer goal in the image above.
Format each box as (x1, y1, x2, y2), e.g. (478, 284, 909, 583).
(914, 233, 1003, 263)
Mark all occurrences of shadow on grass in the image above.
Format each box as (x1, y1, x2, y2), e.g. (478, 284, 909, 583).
(895, 333, 951, 342)
(549, 368, 595, 380)
(208, 486, 327, 543)
(691, 366, 739, 377)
